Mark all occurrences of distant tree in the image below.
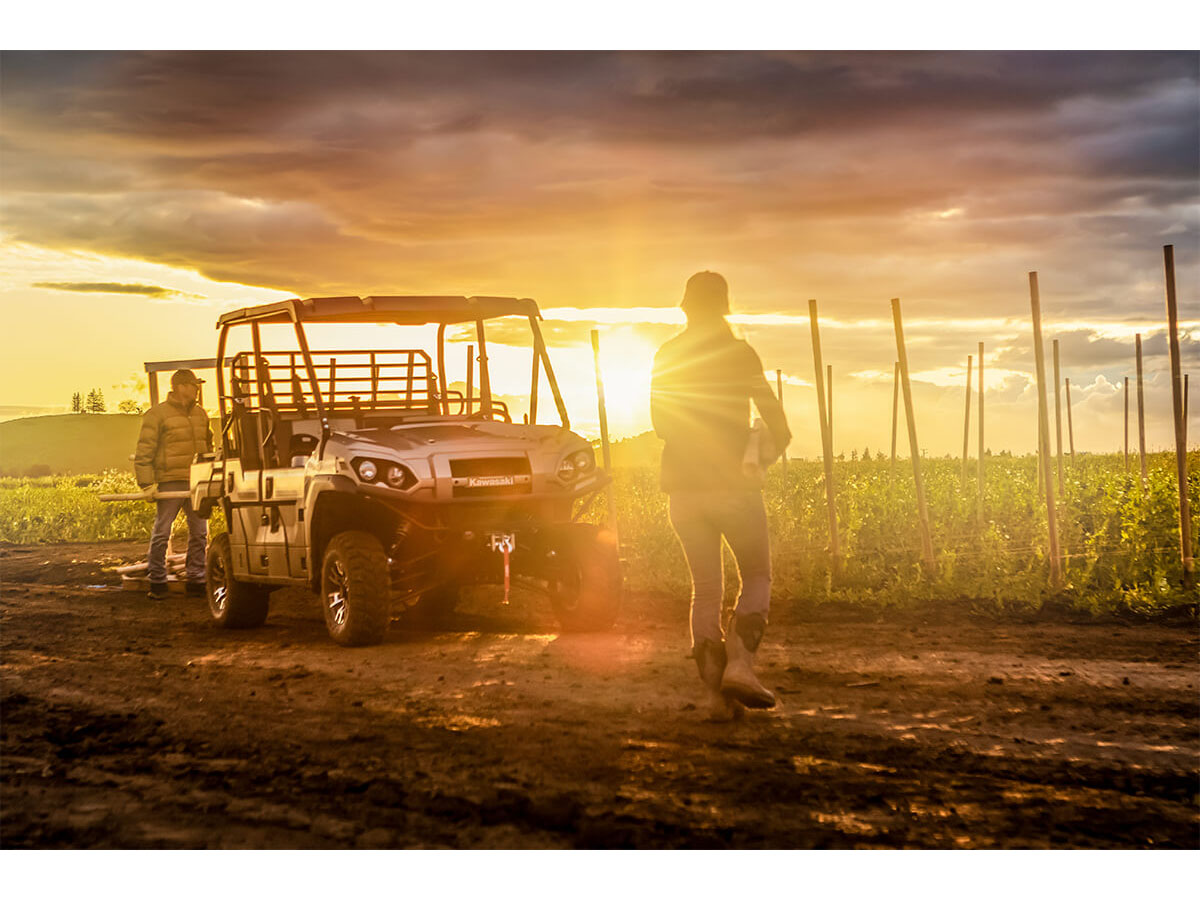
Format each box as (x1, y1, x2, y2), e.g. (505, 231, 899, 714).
(876, 450, 885, 462)
(117, 399, 147, 415)
(71, 392, 83, 414)
(863, 446, 871, 461)
(85, 388, 106, 413)
(850, 449, 858, 461)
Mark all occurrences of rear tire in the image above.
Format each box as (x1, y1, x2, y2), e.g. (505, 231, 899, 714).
(206, 532, 271, 628)
(321, 531, 391, 646)
(548, 525, 622, 632)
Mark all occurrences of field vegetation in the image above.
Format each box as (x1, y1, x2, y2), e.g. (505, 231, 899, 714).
(1, 451, 1194, 617)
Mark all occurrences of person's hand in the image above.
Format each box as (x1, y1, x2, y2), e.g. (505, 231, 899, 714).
(138, 483, 155, 495)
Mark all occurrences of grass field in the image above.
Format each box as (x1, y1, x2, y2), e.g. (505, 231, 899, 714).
(1, 452, 1194, 617)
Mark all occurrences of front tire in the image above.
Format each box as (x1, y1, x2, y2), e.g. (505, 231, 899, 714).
(321, 531, 391, 646)
(548, 525, 622, 632)
(206, 532, 271, 628)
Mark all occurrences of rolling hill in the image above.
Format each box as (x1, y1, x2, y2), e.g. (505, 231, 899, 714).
(0, 414, 144, 477)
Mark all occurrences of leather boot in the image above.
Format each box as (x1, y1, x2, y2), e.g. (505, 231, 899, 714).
(694, 639, 743, 722)
(721, 614, 776, 708)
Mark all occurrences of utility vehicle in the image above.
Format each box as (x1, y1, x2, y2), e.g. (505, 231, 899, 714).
(189, 295, 621, 645)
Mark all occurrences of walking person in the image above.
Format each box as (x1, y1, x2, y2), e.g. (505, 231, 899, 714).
(133, 369, 212, 600)
(651, 272, 791, 720)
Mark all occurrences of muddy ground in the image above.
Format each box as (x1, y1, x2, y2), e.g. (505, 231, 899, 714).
(2, 540, 1197, 849)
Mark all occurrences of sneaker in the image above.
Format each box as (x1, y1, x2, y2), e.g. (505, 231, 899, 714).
(185, 581, 206, 598)
(147, 582, 169, 600)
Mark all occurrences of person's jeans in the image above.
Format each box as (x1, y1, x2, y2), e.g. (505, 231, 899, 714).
(147, 480, 207, 584)
(668, 489, 771, 647)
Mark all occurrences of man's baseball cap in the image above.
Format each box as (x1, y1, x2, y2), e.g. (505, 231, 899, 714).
(681, 270, 730, 317)
(171, 369, 205, 386)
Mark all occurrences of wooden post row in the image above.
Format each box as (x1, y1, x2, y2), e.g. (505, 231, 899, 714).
(1053, 339, 1064, 496)
(827, 363, 833, 453)
(776, 368, 787, 471)
(1162, 245, 1194, 586)
(590, 330, 619, 542)
(891, 298, 936, 575)
(1065, 377, 1076, 465)
(808, 300, 840, 571)
(977, 341, 985, 523)
(1124, 376, 1130, 473)
(1028, 272, 1063, 590)
(961, 354, 972, 486)
(890, 360, 899, 479)
(1136, 333, 1148, 486)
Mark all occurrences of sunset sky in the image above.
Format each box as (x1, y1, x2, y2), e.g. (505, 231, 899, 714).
(1, 51, 1196, 456)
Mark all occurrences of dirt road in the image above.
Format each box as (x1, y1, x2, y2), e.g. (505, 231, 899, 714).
(2, 541, 1197, 848)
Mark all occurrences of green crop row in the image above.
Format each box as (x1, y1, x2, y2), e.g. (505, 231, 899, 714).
(0, 454, 1194, 616)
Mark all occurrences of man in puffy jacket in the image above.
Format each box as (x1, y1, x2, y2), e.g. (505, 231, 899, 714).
(651, 271, 791, 721)
(133, 369, 213, 600)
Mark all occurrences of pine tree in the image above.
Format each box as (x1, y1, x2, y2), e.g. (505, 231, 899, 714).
(85, 388, 106, 413)
(71, 392, 83, 413)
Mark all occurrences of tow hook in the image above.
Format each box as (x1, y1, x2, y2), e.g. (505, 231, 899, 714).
(488, 533, 516, 604)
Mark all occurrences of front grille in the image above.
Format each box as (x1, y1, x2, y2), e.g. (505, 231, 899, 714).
(452, 482, 533, 498)
(450, 457, 531, 477)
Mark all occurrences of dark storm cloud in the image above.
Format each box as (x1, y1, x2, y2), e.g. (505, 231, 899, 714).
(1, 51, 1196, 309)
(4, 51, 1194, 144)
(33, 281, 177, 297)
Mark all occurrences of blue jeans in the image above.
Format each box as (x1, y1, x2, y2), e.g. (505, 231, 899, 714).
(147, 480, 207, 584)
(668, 489, 771, 647)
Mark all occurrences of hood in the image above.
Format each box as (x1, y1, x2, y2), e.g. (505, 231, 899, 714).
(334, 420, 575, 454)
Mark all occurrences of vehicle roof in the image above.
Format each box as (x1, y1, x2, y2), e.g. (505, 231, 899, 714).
(216, 295, 541, 328)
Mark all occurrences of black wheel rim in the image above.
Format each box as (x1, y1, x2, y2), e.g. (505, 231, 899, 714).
(210, 552, 228, 613)
(326, 560, 348, 627)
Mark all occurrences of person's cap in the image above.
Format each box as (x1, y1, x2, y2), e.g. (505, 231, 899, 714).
(681, 270, 730, 317)
(171, 369, 205, 386)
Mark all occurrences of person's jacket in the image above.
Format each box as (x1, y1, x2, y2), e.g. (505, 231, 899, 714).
(650, 321, 791, 492)
(133, 391, 213, 486)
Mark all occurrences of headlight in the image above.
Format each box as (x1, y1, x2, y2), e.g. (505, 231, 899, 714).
(356, 459, 378, 482)
(386, 464, 411, 488)
(571, 448, 596, 472)
(557, 457, 577, 480)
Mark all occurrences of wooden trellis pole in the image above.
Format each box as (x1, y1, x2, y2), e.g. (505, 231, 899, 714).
(890, 360, 899, 479)
(1136, 333, 1148, 487)
(590, 330, 618, 539)
(776, 368, 787, 472)
(1065, 377, 1076, 465)
(1037, 416, 1044, 495)
(1184, 373, 1189, 448)
(1053, 339, 1065, 497)
(977, 341, 985, 523)
(1029, 273, 1063, 590)
(827, 364, 834, 453)
(1162, 245, 1194, 587)
(1124, 376, 1130, 473)
(961, 354, 973, 486)
(808, 300, 840, 572)
(891, 298, 935, 575)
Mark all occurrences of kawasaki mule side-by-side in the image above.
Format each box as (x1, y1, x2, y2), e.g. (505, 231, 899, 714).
(188, 295, 621, 645)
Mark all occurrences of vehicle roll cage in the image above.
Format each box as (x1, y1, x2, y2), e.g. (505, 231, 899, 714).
(213, 296, 571, 464)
